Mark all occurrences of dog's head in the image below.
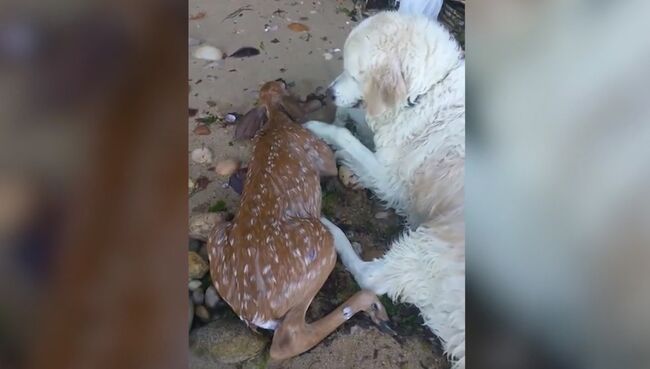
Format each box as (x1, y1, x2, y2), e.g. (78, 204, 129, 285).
(329, 12, 460, 117)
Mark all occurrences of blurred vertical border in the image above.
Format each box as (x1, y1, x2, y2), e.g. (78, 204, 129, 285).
(0, 0, 187, 369)
(467, 1, 650, 369)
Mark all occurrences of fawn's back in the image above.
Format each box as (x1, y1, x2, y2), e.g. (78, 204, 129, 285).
(208, 97, 337, 330)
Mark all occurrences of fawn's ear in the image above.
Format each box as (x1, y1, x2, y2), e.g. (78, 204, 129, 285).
(234, 106, 268, 140)
(308, 138, 337, 177)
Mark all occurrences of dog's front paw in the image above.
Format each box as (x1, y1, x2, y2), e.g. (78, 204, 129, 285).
(334, 149, 353, 165)
(305, 120, 354, 150)
(304, 120, 337, 143)
(356, 260, 388, 295)
(334, 150, 363, 177)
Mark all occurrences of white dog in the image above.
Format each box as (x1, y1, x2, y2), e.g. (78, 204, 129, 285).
(306, 12, 466, 368)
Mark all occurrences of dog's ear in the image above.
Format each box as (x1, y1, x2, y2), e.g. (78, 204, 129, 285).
(234, 106, 268, 140)
(364, 58, 407, 117)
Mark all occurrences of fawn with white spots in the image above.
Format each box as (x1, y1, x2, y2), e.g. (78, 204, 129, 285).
(206, 81, 392, 360)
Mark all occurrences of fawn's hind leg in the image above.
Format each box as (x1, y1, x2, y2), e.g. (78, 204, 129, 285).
(269, 289, 391, 361)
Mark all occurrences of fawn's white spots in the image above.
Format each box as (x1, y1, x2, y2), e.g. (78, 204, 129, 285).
(208, 113, 343, 332)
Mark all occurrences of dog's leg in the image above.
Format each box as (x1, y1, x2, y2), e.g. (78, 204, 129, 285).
(320, 217, 388, 295)
(332, 107, 350, 128)
(332, 107, 375, 150)
(306, 121, 401, 207)
(347, 108, 375, 150)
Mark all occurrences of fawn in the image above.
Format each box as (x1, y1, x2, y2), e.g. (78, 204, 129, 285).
(206, 80, 392, 360)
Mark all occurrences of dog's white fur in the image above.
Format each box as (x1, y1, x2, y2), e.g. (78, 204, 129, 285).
(307, 12, 465, 368)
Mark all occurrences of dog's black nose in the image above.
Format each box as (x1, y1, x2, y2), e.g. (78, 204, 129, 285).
(326, 87, 335, 101)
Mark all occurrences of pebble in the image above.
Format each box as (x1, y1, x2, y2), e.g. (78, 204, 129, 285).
(323, 52, 333, 60)
(191, 147, 213, 164)
(189, 212, 226, 240)
(264, 24, 279, 32)
(189, 319, 269, 364)
(339, 165, 363, 189)
(189, 279, 202, 290)
(192, 288, 205, 305)
(193, 124, 211, 135)
(189, 238, 202, 252)
(224, 113, 237, 123)
(214, 158, 240, 177)
(193, 45, 224, 61)
(189, 296, 194, 330)
(205, 286, 221, 308)
(195, 305, 211, 322)
(375, 211, 390, 219)
(189, 251, 209, 279)
(199, 244, 209, 262)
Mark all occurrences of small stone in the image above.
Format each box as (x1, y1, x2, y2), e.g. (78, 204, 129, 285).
(192, 288, 205, 305)
(214, 158, 240, 177)
(375, 211, 389, 219)
(189, 297, 194, 330)
(199, 244, 209, 262)
(189, 212, 226, 240)
(189, 251, 209, 279)
(288, 22, 309, 32)
(193, 124, 211, 135)
(205, 286, 221, 308)
(338, 165, 363, 189)
(189, 319, 269, 364)
(191, 147, 213, 164)
(189, 238, 202, 252)
(195, 305, 211, 322)
(224, 114, 237, 123)
(193, 45, 224, 61)
(323, 52, 333, 60)
(351, 241, 362, 255)
(241, 354, 270, 369)
(189, 279, 202, 290)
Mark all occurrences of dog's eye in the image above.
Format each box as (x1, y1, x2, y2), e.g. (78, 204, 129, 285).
(371, 303, 379, 311)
